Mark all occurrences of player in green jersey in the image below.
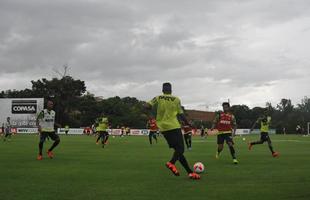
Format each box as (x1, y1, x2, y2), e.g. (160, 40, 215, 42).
(248, 110, 279, 157)
(145, 82, 200, 180)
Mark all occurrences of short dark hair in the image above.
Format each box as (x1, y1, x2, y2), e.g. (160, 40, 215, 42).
(162, 82, 172, 94)
(222, 102, 230, 107)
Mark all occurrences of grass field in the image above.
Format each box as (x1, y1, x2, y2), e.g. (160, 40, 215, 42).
(1, 134, 310, 200)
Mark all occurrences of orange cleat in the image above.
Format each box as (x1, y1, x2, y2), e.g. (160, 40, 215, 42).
(165, 162, 180, 176)
(37, 155, 43, 160)
(47, 151, 54, 159)
(188, 172, 200, 180)
(248, 143, 253, 151)
(272, 152, 279, 158)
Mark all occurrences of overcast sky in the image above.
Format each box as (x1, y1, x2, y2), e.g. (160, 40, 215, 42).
(0, 0, 309, 110)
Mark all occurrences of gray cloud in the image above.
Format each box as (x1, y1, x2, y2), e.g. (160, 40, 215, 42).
(1, 0, 310, 110)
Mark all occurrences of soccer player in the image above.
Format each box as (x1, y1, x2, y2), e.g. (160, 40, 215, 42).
(145, 82, 200, 180)
(248, 110, 279, 157)
(182, 122, 192, 151)
(146, 117, 158, 145)
(200, 125, 205, 139)
(211, 102, 239, 164)
(120, 126, 125, 137)
(3, 117, 12, 142)
(36, 100, 61, 160)
(64, 125, 69, 135)
(95, 116, 109, 148)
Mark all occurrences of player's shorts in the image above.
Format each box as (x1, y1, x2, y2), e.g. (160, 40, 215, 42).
(217, 133, 233, 144)
(149, 131, 157, 136)
(162, 128, 184, 151)
(40, 131, 60, 143)
(260, 132, 270, 142)
(98, 131, 109, 137)
(184, 131, 192, 136)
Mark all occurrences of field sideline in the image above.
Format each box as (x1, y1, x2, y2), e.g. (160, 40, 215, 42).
(1, 134, 310, 200)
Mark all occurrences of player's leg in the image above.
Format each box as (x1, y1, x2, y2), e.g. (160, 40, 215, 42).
(96, 132, 101, 144)
(249, 133, 265, 150)
(184, 134, 190, 149)
(101, 133, 106, 148)
(104, 132, 109, 144)
(173, 129, 199, 178)
(38, 133, 47, 160)
(216, 135, 224, 159)
(265, 134, 279, 157)
(173, 130, 200, 179)
(163, 131, 180, 176)
(153, 132, 158, 143)
(226, 134, 238, 163)
(47, 132, 60, 158)
(149, 132, 153, 145)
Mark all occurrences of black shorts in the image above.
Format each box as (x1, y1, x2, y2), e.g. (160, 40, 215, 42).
(217, 133, 233, 144)
(162, 128, 184, 150)
(149, 131, 157, 136)
(98, 131, 109, 137)
(40, 132, 60, 143)
(260, 132, 270, 142)
(184, 132, 192, 138)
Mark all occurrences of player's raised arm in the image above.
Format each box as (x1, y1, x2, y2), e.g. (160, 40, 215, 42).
(250, 118, 260, 132)
(231, 115, 237, 137)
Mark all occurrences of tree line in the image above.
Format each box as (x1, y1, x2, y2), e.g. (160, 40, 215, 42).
(1, 76, 309, 133)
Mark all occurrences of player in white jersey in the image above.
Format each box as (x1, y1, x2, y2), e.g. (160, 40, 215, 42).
(36, 100, 61, 160)
(3, 117, 12, 141)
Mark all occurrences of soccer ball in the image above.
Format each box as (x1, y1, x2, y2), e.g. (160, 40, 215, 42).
(193, 162, 205, 174)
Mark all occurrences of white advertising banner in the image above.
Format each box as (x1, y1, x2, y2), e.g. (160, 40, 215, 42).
(57, 128, 84, 135)
(235, 129, 276, 135)
(0, 98, 44, 128)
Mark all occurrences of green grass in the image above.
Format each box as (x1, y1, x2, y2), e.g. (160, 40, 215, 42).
(1, 134, 310, 200)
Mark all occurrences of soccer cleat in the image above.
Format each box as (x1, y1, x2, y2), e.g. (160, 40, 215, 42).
(165, 162, 180, 176)
(272, 152, 279, 158)
(37, 155, 43, 160)
(47, 151, 54, 159)
(188, 172, 200, 180)
(233, 159, 239, 164)
(215, 152, 220, 159)
(248, 143, 253, 150)
(96, 142, 99, 145)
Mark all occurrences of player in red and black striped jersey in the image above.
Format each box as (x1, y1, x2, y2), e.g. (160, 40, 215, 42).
(146, 117, 158, 145)
(182, 122, 192, 150)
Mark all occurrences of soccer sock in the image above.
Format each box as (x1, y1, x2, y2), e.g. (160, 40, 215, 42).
(149, 135, 152, 144)
(185, 137, 190, 148)
(179, 154, 193, 174)
(229, 146, 236, 159)
(104, 135, 109, 143)
(189, 138, 192, 148)
(268, 143, 274, 153)
(39, 142, 44, 155)
(170, 151, 179, 164)
(48, 140, 60, 151)
(154, 135, 157, 143)
(96, 136, 100, 142)
(252, 140, 264, 145)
